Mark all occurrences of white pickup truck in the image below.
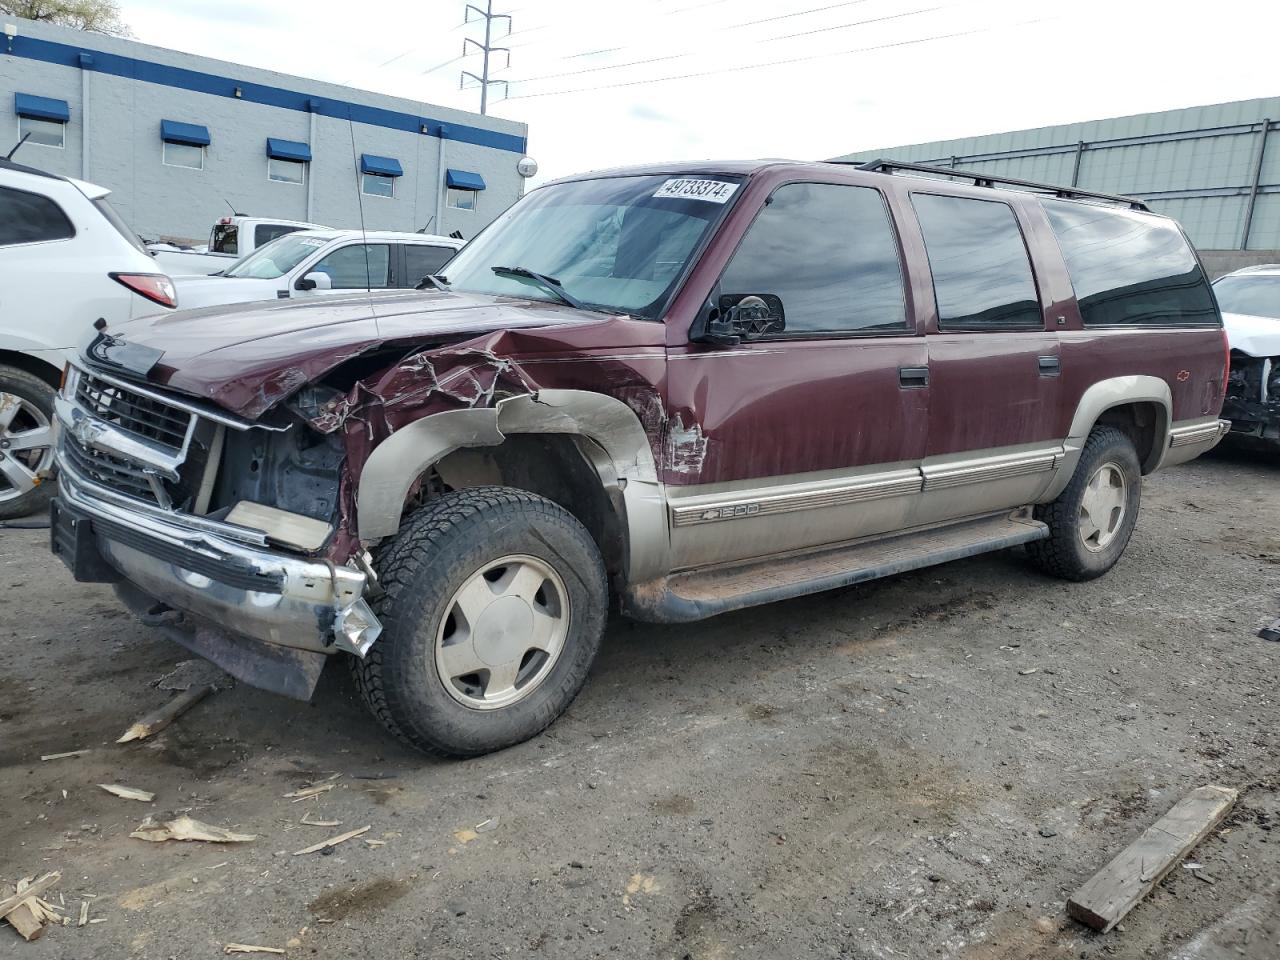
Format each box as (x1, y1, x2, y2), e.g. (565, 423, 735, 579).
(147, 216, 326, 277)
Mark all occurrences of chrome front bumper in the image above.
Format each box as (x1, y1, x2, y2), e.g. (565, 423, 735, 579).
(54, 461, 381, 660)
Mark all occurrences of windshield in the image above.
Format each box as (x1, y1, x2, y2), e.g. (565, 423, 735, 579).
(225, 234, 328, 279)
(441, 173, 743, 318)
(1213, 274, 1280, 320)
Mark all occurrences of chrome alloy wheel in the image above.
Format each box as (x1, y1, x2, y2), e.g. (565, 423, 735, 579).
(0, 392, 54, 505)
(1077, 462, 1127, 552)
(434, 554, 570, 710)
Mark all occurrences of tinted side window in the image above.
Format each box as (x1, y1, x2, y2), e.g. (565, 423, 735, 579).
(1042, 199, 1219, 327)
(255, 223, 303, 247)
(719, 182, 907, 335)
(311, 244, 392, 288)
(911, 194, 1042, 330)
(404, 244, 456, 284)
(0, 186, 75, 246)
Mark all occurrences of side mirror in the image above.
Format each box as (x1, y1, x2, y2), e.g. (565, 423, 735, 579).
(692, 294, 786, 346)
(296, 272, 332, 292)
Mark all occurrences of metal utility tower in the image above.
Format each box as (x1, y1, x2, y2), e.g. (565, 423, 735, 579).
(461, 1, 511, 115)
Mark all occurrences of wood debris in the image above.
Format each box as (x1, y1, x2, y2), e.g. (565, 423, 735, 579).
(130, 816, 256, 844)
(98, 784, 156, 802)
(78, 901, 89, 927)
(117, 685, 216, 743)
(284, 784, 335, 802)
(223, 944, 285, 955)
(1068, 784, 1237, 932)
(363, 839, 386, 848)
(299, 812, 341, 827)
(1, 874, 62, 942)
(292, 825, 371, 856)
(39, 750, 89, 762)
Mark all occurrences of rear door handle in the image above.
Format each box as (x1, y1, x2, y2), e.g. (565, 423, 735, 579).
(1038, 356, 1061, 377)
(899, 365, 929, 388)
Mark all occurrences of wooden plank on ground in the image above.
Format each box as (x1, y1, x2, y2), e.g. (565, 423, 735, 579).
(1068, 784, 1237, 932)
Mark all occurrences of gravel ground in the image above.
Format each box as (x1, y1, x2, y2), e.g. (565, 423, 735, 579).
(2, 449, 1278, 960)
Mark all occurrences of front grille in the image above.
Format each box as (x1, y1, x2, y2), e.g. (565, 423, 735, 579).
(61, 436, 161, 503)
(75, 373, 193, 451)
(62, 370, 211, 509)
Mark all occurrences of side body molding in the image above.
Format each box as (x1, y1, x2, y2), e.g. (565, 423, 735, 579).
(356, 390, 669, 582)
(1043, 375, 1172, 501)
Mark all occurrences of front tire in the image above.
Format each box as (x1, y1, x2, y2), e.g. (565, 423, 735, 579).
(351, 486, 608, 758)
(0, 366, 57, 521)
(1027, 426, 1142, 581)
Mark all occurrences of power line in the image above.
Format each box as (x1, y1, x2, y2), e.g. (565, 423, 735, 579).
(729, 0, 875, 30)
(505, 18, 1049, 101)
(503, 3, 946, 88)
(768, 5, 942, 42)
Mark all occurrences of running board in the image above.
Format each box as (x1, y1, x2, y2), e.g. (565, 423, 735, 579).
(622, 511, 1048, 624)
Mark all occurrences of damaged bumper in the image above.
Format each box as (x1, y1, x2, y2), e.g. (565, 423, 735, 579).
(51, 468, 381, 700)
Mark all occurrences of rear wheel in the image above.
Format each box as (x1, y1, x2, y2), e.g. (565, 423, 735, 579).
(1027, 426, 1142, 581)
(0, 367, 56, 521)
(351, 486, 607, 758)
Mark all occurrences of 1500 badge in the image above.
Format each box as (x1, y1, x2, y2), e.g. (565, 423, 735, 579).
(699, 503, 761, 522)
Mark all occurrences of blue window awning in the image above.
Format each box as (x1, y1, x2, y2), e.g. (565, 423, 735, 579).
(446, 169, 486, 191)
(360, 154, 403, 177)
(15, 93, 70, 123)
(160, 120, 210, 146)
(266, 138, 312, 162)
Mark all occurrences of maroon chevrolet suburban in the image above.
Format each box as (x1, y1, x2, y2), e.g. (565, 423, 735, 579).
(50, 159, 1229, 756)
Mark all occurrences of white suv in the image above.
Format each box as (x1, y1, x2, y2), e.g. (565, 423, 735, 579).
(0, 157, 177, 519)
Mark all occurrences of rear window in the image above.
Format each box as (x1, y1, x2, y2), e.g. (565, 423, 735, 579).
(0, 186, 74, 246)
(255, 223, 304, 248)
(91, 196, 147, 253)
(211, 223, 238, 255)
(1042, 199, 1219, 327)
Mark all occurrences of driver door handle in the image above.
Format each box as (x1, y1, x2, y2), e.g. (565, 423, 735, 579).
(899, 365, 929, 388)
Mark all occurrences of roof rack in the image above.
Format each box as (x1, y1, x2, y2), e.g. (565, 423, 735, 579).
(842, 158, 1150, 212)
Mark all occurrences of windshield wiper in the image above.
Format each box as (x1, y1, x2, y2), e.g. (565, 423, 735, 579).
(492, 265, 586, 310)
(415, 274, 450, 291)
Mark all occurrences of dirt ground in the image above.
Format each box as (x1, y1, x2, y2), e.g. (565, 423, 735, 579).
(2, 448, 1279, 960)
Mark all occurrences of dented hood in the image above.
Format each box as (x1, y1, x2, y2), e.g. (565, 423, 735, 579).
(98, 289, 606, 418)
(1224, 311, 1280, 358)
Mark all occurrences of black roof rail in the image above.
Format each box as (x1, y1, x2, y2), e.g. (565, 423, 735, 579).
(841, 158, 1150, 212)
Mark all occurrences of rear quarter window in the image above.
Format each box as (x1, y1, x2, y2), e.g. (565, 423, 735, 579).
(1042, 199, 1219, 327)
(0, 186, 74, 246)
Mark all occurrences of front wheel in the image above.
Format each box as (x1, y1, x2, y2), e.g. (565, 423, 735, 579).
(0, 366, 57, 521)
(351, 486, 608, 758)
(1027, 426, 1142, 581)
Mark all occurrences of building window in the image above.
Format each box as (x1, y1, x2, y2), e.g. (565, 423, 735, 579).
(446, 187, 477, 211)
(160, 120, 210, 172)
(18, 115, 64, 149)
(362, 173, 395, 198)
(163, 141, 205, 170)
(268, 157, 305, 184)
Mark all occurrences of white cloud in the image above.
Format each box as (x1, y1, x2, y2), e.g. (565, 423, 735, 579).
(119, 0, 1279, 184)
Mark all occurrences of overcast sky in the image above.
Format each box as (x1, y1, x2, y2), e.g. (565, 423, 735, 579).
(117, 0, 1277, 184)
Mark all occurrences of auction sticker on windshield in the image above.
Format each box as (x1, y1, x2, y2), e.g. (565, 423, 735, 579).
(653, 179, 739, 204)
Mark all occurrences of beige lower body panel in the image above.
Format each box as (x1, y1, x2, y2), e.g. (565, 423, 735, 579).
(911, 442, 1064, 528)
(667, 461, 922, 570)
(666, 443, 1069, 571)
(1159, 417, 1231, 468)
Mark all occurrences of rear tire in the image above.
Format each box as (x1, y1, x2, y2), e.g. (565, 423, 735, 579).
(0, 366, 57, 521)
(351, 486, 607, 758)
(1027, 426, 1142, 581)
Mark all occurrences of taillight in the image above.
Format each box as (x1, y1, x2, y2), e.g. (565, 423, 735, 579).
(1221, 328, 1231, 394)
(111, 272, 177, 308)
